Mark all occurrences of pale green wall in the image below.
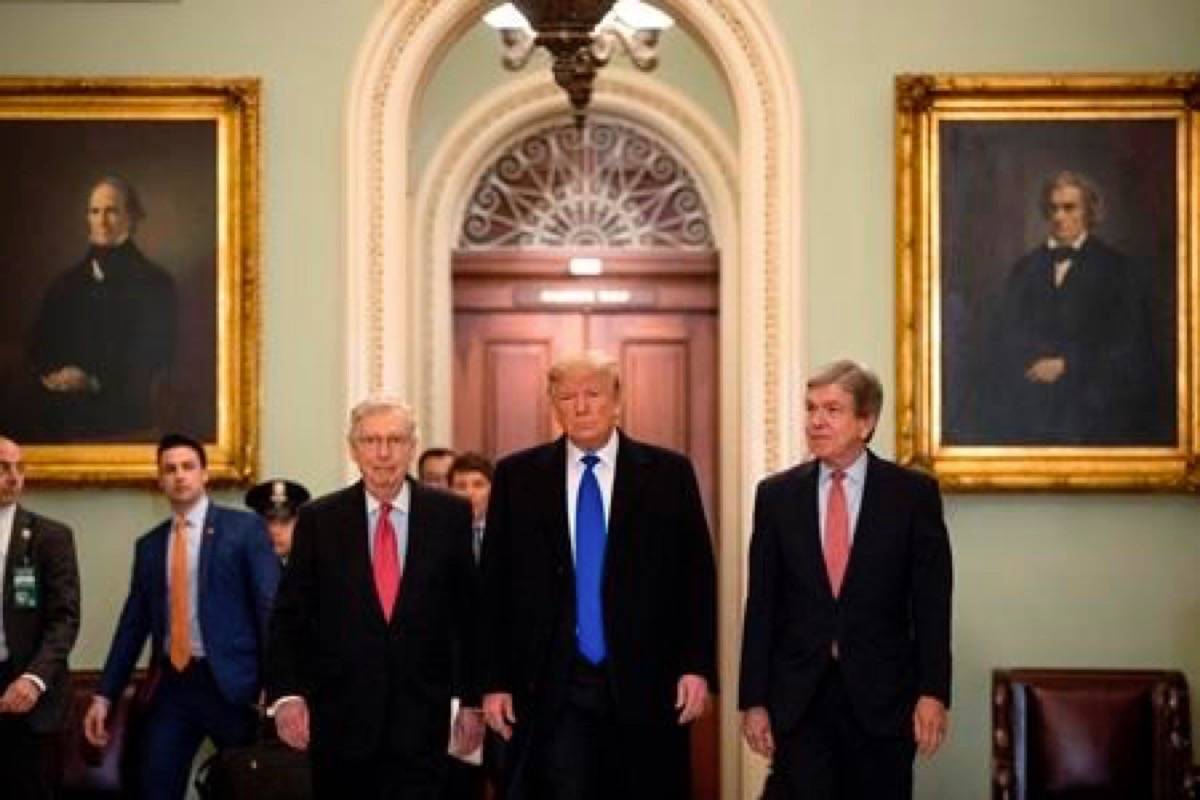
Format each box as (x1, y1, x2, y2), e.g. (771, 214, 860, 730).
(0, 0, 380, 662)
(771, 1, 1200, 797)
(1, 2, 1198, 799)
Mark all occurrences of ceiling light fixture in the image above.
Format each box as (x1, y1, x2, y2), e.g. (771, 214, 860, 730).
(483, 0, 674, 126)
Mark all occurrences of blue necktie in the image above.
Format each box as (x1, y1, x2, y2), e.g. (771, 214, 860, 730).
(575, 453, 607, 664)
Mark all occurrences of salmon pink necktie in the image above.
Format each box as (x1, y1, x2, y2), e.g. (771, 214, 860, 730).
(824, 470, 850, 597)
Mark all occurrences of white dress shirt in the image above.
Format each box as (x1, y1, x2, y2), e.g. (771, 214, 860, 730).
(565, 430, 619, 563)
(365, 482, 410, 569)
(0, 502, 15, 661)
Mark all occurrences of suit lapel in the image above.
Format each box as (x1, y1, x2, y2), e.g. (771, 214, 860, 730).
(540, 438, 572, 569)
(198, 504, 218, 612)
(841, 451, 883, 597)
(607, 430, 646, 557)
(3, 508, 32, 628)
(338, 484, 381, 626)
(398, 479, 426, 624)
(786, 464, 834, 597)
(147, 519, 170, 645)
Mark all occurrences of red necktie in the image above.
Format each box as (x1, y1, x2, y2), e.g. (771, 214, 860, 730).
(824, 470, 850, 597)
(373, 502, 400, 620)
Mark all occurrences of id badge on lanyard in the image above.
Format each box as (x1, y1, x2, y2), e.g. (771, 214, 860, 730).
(12, 527, 37, 610)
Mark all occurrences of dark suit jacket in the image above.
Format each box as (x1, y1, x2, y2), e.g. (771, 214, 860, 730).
(479, 431, 717, 733)
(2, 507, 80, 732)
(982, 235, 1164, 445)
(266, 479, 479, 763)
(29, 240, 178, 439)
(738, 452, 952, 738)
(97, 503, 279, 707)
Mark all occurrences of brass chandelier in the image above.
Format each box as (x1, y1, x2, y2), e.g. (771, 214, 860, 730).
(484, 0, 674, 125)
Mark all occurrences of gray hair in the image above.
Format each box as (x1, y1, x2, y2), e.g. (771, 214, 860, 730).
(1040, 170, 1104, 227)
(807, 359, 883, 442)
(546, 350, 621, 396)
(346, 396, 418, 443)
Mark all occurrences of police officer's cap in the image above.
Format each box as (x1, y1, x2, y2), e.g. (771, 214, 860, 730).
(245, 479, 311, 521)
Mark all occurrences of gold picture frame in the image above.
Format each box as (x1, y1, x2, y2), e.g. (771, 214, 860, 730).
(0, 78, 260, 484)
(895, 73, 1199, 491)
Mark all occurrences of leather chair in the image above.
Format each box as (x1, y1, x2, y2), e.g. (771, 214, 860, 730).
(58, 669, 151, 799)
(992, 668, 1200, 799)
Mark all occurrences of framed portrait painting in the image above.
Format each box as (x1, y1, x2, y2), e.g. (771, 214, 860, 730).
(895, 73, 1199, 491)
(0, 78, 260, 484)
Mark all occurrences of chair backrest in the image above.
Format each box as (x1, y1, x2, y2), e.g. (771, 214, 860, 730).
(58, 670, 151, 799)
(992, 668, 1194, 800)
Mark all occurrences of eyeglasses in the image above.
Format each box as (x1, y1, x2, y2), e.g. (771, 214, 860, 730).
(0, 460, 25, 476)
(354, 434, 412, 449)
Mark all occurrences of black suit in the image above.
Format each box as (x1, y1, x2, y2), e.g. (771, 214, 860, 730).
(979, 236, 1166, 445)
(738, 452, 952, 798)
(0, 507, 81, 799)
(480, 431, 717, 800)
(267, 479, 479, 798)
(27, 240, 177, 441)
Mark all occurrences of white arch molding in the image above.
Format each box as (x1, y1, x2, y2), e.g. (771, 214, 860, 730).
(345, 3, 804, 796)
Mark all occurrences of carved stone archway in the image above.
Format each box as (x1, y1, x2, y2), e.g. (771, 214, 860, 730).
(345, 4, 803, 795)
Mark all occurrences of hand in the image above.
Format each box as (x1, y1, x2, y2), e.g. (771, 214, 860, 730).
(451, 707, 485, 756)
(275, 698, 310, 751)
(1025, 357, 1066, 384)
(83, 698, 111, 748)
(675, 674, 709, 725)
(0, 676, 42, 714)
(741, 706, 774, 759)
(912, 696, 948, 757)
(41, 366, 95, 393)
(483, 692, 516, 741)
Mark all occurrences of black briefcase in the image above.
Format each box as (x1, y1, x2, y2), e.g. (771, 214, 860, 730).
(195, 738, 311, 800)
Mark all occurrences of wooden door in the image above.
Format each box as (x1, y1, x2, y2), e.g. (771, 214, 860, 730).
(452, 252, 720, 800)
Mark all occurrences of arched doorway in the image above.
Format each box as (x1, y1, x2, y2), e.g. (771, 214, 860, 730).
(345, 3, 805, 795)
(452, 115, 721, 798)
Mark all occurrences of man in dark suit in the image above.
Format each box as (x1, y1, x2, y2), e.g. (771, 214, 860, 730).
(0, 435, 81, 799)
(739, 360, 953, 799)
(480, 351, 717, 800)
(83, 433, 280, 800)
(979, 170, 1165, 445)
(27, 175, 177, 441)
(267, 398, 482, 798)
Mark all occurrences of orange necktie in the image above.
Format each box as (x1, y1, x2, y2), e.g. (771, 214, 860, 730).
(824, 470, 850, 597)
(168, 514, 191, 670)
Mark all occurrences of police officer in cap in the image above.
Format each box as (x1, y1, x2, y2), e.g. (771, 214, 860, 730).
(244, 479, 310, 563)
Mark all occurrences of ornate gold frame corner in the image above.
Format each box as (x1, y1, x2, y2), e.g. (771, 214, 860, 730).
(0, 77, 261, 485)
(894, 72, 1200, 491)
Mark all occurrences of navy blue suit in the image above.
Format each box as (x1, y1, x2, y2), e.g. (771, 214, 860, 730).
(97, 501, 279, 800)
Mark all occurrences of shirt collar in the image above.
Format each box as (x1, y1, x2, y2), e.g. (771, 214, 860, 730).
(819, 449, 869, 484)
(177, 495, 209, 530)
(0, 503, 15, 540)
(1046, 233, 1088, 251)
(366, 481, 411, 514)
(566, 428, 620, 468)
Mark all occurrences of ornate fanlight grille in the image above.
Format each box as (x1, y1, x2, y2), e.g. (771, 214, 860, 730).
(459, 119, 714, 250)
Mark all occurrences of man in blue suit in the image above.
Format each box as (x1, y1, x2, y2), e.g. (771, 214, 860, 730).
(83, 433, 280, 800)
